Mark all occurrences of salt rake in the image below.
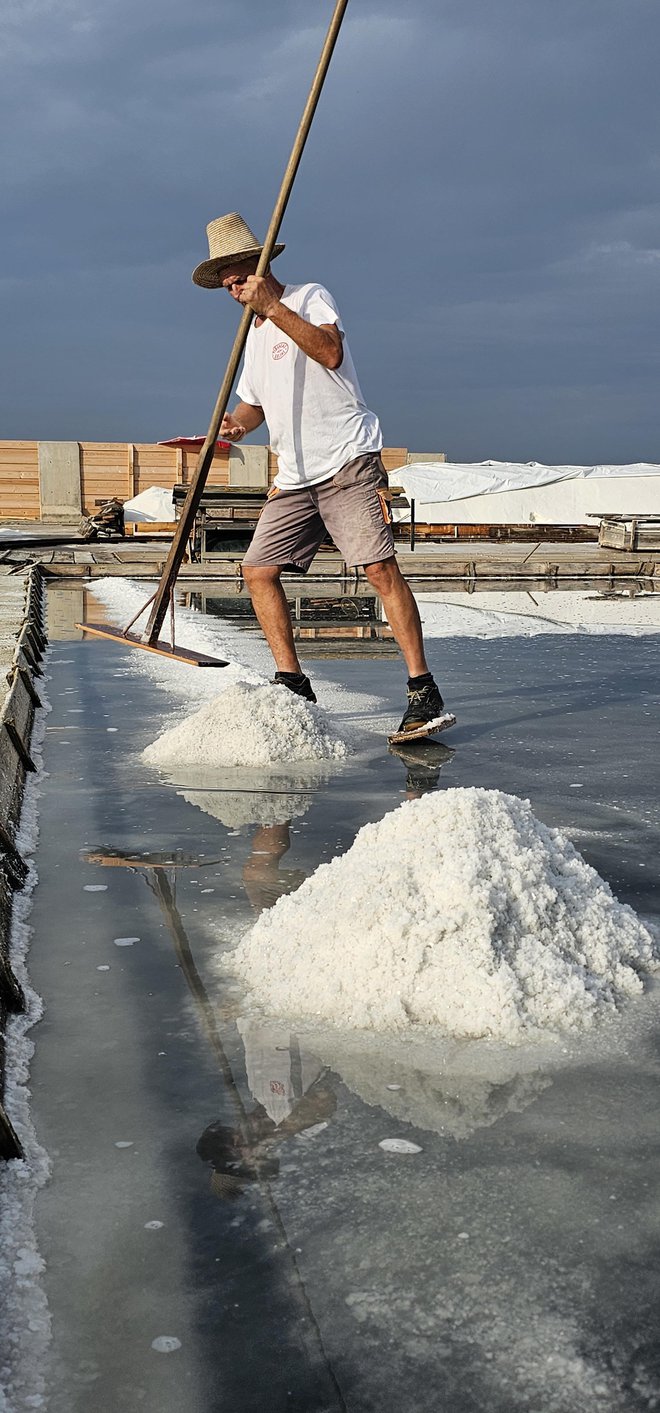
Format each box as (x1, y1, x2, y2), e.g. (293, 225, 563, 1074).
(77, 0, 351, 667)
(79, 587, 229, 667)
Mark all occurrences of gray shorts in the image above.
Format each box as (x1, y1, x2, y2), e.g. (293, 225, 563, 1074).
(242, 452, 395, 573)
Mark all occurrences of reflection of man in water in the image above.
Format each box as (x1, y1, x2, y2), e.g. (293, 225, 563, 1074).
(241, 822, 306, 913)
(388, 739, 455, 800)
(197, 1025, 336, 1199)
(199, 816, 338, 1196)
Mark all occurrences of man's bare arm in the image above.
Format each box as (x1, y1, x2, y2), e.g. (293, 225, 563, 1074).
(220, 401, 265, 443)
(238, 274, 344, 370)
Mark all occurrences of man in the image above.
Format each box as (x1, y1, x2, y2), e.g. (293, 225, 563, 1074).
(192, 212, 453, 739)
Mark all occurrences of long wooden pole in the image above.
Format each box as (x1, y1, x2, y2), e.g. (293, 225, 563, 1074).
(145, 0, 351, 645)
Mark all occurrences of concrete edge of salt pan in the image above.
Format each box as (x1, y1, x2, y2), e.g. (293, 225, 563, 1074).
(142, 680, 350, 768)
(230, 787, 659, 1042)
(0, 700, 52, 1412)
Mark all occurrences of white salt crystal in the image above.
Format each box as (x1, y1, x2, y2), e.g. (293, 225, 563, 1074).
(295, 1122, 328, 1141)
(231, 788, 659, 1042)
(379, 1138, 423, 1154)
(151, 1336, 181, 1353)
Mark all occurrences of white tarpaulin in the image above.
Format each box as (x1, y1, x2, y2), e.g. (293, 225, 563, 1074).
(123, 486, 176, 523)
(388, 460, 660, 526)
(391, 460, 660, 506)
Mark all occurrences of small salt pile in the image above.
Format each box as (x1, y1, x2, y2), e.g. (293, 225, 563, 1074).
(143, 681, 349, 768)
(231, 788, 658, 1042)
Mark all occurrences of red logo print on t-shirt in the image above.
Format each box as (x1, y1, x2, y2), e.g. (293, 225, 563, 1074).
(272, 341, 289, 361)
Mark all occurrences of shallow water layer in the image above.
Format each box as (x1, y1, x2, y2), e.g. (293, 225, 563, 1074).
(23, 607, 660, 1412)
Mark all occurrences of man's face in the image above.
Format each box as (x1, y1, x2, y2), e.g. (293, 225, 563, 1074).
(220, 256, 259, 300)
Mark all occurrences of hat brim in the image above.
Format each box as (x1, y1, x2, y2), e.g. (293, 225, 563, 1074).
(192, 243, 285, 289)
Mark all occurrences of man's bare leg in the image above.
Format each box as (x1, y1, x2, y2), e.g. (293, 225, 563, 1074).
(242, 564, 303, 674)
(363, 557, 429, 676)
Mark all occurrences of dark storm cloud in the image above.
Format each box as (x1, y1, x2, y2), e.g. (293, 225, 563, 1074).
(2, 0, 659, 459)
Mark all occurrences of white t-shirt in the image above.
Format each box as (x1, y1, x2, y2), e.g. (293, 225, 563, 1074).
(236, 282, 382, 489)
(236, 1020, 323, 1126)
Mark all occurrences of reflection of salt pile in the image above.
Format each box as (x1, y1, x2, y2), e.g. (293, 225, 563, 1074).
(313, 1035, 552, 1139)
(232, 788, 659, 1041)
(143, 682, 349, 768)
(167, 764, 334, 828)
(177, 785, 310, 829)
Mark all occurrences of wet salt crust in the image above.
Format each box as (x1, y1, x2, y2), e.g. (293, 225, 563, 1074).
(142, 681, 349, 768)
(232, 788, 659, 1041)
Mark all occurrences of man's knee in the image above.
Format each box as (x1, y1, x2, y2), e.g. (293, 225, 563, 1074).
(363, 556, 401, 593)
(242, 563, 282, 592)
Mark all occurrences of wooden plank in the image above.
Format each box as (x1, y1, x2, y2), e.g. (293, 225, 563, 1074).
(81, 447, 129, 458)
(0, 503, 41, 513)
(82, 480, 130, 489)
(134, 449, 178, 463)
(80, 441, 131, 450)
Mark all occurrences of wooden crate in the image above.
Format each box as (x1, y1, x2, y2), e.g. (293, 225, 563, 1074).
(598, 515, 660, 551)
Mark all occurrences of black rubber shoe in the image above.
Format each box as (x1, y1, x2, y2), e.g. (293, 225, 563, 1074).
(272, 671, 317, 704)
(396, 680, 445, 735)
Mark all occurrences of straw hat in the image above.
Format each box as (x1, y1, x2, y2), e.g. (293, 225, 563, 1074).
(192, 212, 285, 288)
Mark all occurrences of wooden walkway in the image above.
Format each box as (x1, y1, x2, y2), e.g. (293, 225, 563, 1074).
(1, 534, 658, 582)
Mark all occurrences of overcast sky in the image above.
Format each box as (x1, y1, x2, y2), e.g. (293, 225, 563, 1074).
(2, 0, 660, 462)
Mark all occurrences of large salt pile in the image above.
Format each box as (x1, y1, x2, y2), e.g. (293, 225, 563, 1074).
(143, 681, 349, 768)
(231, 788, 659, 1041)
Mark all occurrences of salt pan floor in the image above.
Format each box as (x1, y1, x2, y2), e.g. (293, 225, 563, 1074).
(11, 600, 660, 1412)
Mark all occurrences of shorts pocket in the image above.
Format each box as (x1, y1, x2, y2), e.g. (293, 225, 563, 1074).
(377, 489, 393, 525)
